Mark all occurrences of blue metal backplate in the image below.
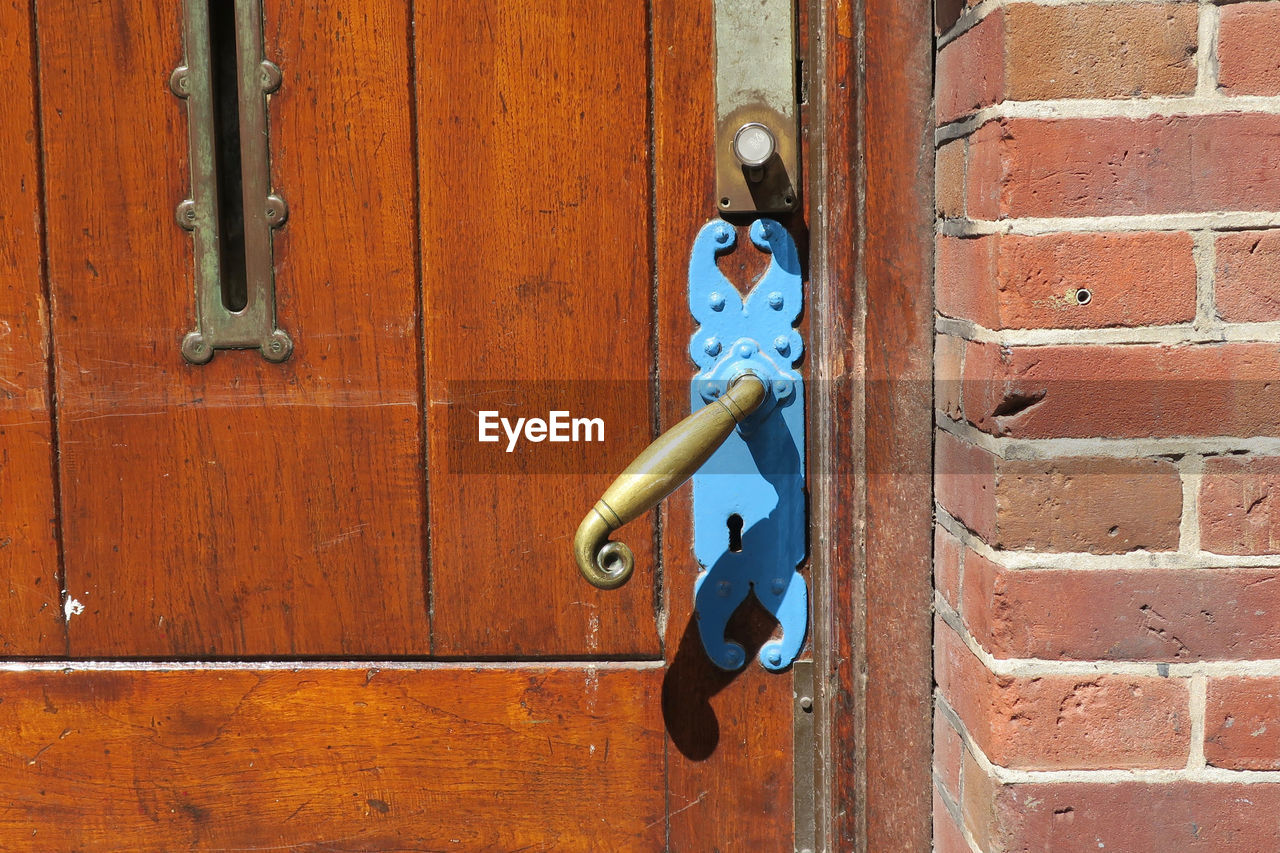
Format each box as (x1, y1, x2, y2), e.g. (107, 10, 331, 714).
(688, 219, 806, 672)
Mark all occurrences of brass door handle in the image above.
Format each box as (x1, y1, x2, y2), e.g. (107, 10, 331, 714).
(574, 373, 768, 589)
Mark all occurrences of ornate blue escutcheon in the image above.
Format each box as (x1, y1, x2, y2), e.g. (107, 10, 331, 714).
(688, 218, 807, 672)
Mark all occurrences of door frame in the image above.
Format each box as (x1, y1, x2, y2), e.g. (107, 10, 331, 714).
(807, 0, 935, 849)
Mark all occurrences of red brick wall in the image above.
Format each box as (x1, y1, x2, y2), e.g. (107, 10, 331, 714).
(933, 1, 1280, 849)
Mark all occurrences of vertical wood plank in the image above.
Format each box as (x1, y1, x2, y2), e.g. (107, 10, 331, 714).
(861, 0, 936, 846)
(40, 0, 429, 656)
(654, 0, 795, 847)
(808, 0, 865, 847)
(418, 0, 661, 657)
(0, 0, 63, 654)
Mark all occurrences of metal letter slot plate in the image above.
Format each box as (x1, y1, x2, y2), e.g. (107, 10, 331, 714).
(689, 219, 807, 671)
(715, 0, 799, 215)
(172, 0, 291, 364)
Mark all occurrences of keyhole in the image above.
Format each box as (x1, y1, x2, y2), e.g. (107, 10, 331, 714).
(208, 0, 248, 313)
(727, 514, 744, 553)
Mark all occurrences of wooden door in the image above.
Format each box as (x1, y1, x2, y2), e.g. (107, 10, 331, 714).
(0, 1, 807, 849)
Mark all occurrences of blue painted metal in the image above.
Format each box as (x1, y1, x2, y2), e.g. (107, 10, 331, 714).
(688, 218, 806, 672)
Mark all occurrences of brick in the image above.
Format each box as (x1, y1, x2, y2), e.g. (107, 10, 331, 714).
(935, 708, 964, 798)
(936, 0, 965, 39)
(935, 524, 963, 610)
(936, 430, 1182, 553)
(1219, 2, 1280, 96)
(979, 781, 1280, 850)
(963, 341, 1280, 439)
(1200, 456, 1280, 555)
(1206, 677, 1280, 770)
(934, 787, 970, 853)
(935, 430, 998, 544)
(964, 557, 1280, 661)
(936, 10, 1006, 124)
(935, 0, 987, 38)
(936, 139, 966, 219)
(936, 5, 1197, 124)
(965, 120, 1004, 221)
(937, 237, 1000, 327)
(1005, 3, 1197, 100)
(1216, 231, 1280, 323)
(976, 115, 1280, 218)
(936, 619, 1191, 770)
(996, 457, 1183, 554)
(962, 551, 1009, 655)
(961, 750, 997, 851)
(937, 232, 1196, 329)
(935, 332, 965, 421)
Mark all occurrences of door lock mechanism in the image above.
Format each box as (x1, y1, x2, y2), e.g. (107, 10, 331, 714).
(172, 0, 291, 364)
(715, 0, 799, 214)
(574, 220, 807, 672)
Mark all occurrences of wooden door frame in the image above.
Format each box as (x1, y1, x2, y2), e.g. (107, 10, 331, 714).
(807, 0, 935, 849)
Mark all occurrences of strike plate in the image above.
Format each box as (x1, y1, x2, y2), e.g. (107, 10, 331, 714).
(714, 0, 799, 215)
(689, 219, 807, 671)
(172, 0, 291, 364)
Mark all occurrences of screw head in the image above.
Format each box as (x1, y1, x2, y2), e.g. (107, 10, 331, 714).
(766, 649, 782, 666)
(717, 580, 732, 598)
(774, 379, 793, 399)
(261, 330, 293, 363)
(736, 342, 754, 358)
(771, 578, 786, 594)
(181, 331, 213, 365)
(175, 200, 197, 231)
(708, 291, 726, 312)
(768, 291, 784, 309)
(703, 337, 721, 356)
(169, 67, 190, 98)
(713, 223, 732, 244)
(774, 335, 791, 356)
(258, 60, 282, 93)
(759, 222, 773, 238)
(264, 194, 288, 228)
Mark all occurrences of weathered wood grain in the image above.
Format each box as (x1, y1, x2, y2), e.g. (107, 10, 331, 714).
(0, 666, 664, 850)
(0, 0, 63, 654)
(417, 0, 661, 657)
(861, 0, 937, 845)
(807, 0, 864, 847)
(39, 0, 429, 655)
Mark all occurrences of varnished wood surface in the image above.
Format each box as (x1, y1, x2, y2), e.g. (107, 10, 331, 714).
(0, 0, 63, 654)
(654, 0, 796, 848)
(19, 0, 808, 847)
(0, 666, 664, 850)
(38, 0, 429, 655)
(417, 1, 660, 657)
(861, 0, 937, 846)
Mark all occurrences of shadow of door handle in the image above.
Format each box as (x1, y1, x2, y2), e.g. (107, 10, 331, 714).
(573, 373, 768, 589)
